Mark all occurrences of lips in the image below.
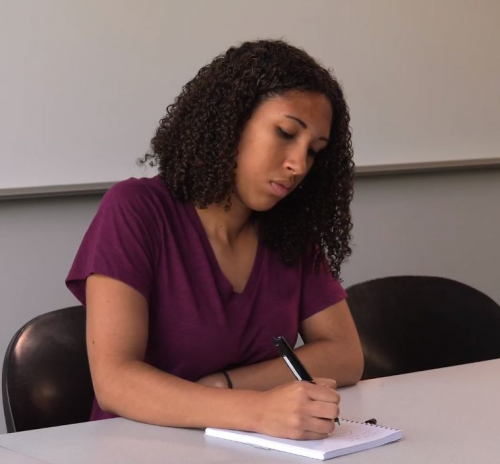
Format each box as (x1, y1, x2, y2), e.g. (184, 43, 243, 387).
(273, 179, 293, 189)
(270, 181, 292, 198)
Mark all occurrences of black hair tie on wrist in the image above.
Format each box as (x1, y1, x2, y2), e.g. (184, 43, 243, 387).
(221, 370, 233, 389)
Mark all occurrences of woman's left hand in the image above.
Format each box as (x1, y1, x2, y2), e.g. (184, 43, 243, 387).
(196, 372, 228, 388)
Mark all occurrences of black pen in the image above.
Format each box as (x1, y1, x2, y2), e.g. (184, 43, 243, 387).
(273, 336, 340, 425)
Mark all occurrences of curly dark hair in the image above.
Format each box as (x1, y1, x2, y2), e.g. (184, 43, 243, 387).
(140, 39, 354, 280)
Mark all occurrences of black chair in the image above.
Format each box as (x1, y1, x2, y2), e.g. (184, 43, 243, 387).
(346, 276, 500, 380)
(2, 305, 94, 432)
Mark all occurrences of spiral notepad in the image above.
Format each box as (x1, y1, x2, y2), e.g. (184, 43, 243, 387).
(205, 419, 402, 461)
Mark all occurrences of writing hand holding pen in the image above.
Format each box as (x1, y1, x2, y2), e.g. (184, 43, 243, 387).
(273, 336, 341, 426)
(257, 374, 340, 440)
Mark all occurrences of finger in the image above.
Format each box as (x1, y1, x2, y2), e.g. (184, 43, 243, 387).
(306, 384, 341, 404)
(297, 431, 330, 441)
(313, 378, 337, 390)
(304, 416, 336, 435)
(307, 401, 340, 421)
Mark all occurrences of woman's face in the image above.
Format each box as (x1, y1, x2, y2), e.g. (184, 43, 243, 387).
(233, 90, 332, 212)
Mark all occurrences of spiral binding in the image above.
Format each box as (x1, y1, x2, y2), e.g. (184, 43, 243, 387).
(338, 418, 399, 431)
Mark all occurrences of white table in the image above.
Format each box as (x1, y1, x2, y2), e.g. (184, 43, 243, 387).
(1, 359, 499, 463)
(0, 446, 48, 464)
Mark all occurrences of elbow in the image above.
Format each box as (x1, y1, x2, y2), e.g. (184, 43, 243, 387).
(90, 366, 124, 414)
(351, 350, 365, 385)
(95, 395, 114, 414)
(92, 377, 115, 413)
(345, 325, 365, 385)
(90, 359, 144, 414)
(342, 342, 365, 386)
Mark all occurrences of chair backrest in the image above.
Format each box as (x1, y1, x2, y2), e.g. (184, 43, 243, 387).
(2, 305, 94, 432)
(346, 276, 500, 380)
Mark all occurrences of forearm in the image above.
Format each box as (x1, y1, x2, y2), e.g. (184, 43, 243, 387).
(95, 360, 261, 430)
(295, 339, 363, 386)
(227, 339, 363, 391)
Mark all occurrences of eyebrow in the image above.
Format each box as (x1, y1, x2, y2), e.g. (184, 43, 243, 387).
(285, 115, 329, 143)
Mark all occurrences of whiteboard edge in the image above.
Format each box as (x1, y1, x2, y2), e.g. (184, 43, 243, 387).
(2, 158, 500, 200)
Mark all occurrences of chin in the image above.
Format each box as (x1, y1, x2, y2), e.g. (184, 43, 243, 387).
(237, 188, 280, 212)
(247, 198, 281, 212)
(251, 205, 274, 213)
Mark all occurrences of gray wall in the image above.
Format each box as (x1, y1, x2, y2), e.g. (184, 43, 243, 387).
(344, 169, 500, 296)
(1, 168, 499, 433)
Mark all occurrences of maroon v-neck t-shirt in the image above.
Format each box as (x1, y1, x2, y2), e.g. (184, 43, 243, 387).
(66, 176, 347, 420)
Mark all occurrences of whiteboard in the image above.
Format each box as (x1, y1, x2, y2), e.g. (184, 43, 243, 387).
(1, 0, 499, 191)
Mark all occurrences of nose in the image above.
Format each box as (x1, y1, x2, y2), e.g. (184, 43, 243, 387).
(284, 146, 309, 176)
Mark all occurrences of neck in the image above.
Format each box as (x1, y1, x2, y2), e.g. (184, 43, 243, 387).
(195, 200, 253, 246)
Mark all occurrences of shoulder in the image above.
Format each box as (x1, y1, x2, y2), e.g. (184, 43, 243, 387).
(103, 176, 164, 203)
(100, 176, 172, 213)
(94, 176, 177, 237)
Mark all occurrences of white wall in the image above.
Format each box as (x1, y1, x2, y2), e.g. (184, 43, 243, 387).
(1, 168, 499, 433)
(2, 0, 500, 191)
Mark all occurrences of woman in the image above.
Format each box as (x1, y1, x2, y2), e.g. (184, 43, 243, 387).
(66, 39, 363, 440)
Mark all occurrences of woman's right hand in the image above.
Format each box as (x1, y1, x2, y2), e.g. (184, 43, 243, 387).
(255, 378, 340, 440)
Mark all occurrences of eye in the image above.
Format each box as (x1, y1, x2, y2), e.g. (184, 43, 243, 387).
(277, 127, 321, 158)
(277, 127, 294, 140)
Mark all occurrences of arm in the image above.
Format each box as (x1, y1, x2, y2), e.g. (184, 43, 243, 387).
(86, 274, 340, 439)
(200, 300, 364, 390)
(298, 300, 364, 385)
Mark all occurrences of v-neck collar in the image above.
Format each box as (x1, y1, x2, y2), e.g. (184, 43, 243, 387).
(186, 201, 264, 298)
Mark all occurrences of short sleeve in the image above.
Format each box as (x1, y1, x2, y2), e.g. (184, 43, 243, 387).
(299, 249, 347, 321)
(66, 179, 159, 306)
